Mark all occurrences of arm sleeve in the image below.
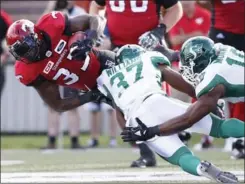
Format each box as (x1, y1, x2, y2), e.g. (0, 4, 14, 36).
(196, 71, 218, 98)
(94, 0, 106, 6)
(95, 49, 117, 68)
(156, 0, 178, 9)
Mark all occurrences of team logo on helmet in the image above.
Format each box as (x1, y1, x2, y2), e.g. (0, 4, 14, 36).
(184, 43, 203, 61)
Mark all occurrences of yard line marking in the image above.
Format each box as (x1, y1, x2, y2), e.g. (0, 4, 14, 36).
(1, 160, 24, 166)
(1, 171, 244, 183)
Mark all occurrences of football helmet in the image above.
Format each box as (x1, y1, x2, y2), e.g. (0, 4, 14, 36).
(6, 19, 44, 63)
(179, 36, 217, 86)
(115, 44, 145, 64)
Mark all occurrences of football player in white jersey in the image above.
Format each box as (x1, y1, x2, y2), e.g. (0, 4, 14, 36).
(97, 44, 243, 183)
(122, 37, 244, 145)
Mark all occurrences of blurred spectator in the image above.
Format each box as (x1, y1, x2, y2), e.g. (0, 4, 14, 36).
(168, 1, 210, 103)
(199, 0, 245, 159)
(0, 10, 12, 97)
(42, 0, 86, 149)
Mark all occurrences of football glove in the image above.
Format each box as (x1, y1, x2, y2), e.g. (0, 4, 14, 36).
(79, 89, 113, 107)
(138, 23, 167, 50)
(70, 39, 94, 61)
(121, 118, 161, 142)
(70, 30, 98, 61)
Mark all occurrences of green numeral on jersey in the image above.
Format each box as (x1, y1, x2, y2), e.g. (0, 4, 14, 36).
(126, 62, 144, 83)
(226, 49, 245, 67)
(110, 62, 144, 97)
(110, 72, 129, 89)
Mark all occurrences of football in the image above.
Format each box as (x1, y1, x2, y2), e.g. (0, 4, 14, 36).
(68, 31, 87, 48)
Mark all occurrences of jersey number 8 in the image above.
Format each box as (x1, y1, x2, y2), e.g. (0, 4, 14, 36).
(109, 0, 148, 13)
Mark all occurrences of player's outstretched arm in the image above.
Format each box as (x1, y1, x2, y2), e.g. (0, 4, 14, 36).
(34, 81, 103, 112)
(157, 85, 225, 136)
(154, 45, 180, 63)
(158, 65, 195, 98)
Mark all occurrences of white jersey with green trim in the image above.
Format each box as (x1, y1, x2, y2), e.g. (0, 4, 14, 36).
(195, 43, 244, 103)
(97, 51, 170, 118)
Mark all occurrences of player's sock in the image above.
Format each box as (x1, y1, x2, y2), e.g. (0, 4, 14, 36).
(210, 114, 245, 138)
(179, 154, 201, 176)
(166, 146, 200, 176)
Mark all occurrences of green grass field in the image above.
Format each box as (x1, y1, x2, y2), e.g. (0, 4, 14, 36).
(1, 135, 244, 183)
(1, 134, 225, 149)
(1, 148, 244, 183)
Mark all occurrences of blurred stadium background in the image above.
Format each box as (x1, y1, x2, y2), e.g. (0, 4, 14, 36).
(1, 0, 244, 183)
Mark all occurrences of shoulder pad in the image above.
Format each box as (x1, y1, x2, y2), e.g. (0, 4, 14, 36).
(36, 11, 66, 38)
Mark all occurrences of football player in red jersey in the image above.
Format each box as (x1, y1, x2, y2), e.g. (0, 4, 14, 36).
(6, 11, 116, 112)
(91, 0, 182, 49)
(90, 0, 183, 168)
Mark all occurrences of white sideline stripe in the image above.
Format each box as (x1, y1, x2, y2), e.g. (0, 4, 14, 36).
(1, 160, 24, 166)
(1, 171, 244, 183)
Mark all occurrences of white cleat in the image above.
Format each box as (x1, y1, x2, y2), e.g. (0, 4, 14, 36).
(199, 161, 239, 183)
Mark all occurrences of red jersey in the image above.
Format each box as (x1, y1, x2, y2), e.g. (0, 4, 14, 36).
(169, 5, 211, 50)
(15, 12, 110, 91)
(95, 0, 178, 46)
(212, 0, 244, 34)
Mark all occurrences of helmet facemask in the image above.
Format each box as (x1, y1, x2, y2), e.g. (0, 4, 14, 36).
(180, 59, 200, 87)
(9, 33, 42, 63)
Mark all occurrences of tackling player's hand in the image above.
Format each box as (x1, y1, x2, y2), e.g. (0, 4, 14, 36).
(121, 118, 161, 142)
(88, 89, 114, 106)
(70, 38, 94, 61)
(70, 30, 98, 61)
(138, 23, 166, 50)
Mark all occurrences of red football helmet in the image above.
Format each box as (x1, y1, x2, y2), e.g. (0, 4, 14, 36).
(6, 19, 43, 63)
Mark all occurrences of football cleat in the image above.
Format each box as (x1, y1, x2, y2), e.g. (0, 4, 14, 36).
(199, 161, 238, 183)
(231, 139, 245, 160)
(130, 157, 156, 168)
(178, 131, 191, 145)
(87, 139, 99, 148)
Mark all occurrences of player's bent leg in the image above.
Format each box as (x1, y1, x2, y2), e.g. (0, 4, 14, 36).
(146, 136, 238, 183)
(146, 135, 200, 176)
(209, 114, 245, 138)
(186, 113, 245, 139)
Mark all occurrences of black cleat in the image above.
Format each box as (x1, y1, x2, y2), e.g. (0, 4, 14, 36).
(87, 139, 99, 148)
(178, 131, 191, 145)
(231, 139, 245, 160)
(130, 157, 156, 168)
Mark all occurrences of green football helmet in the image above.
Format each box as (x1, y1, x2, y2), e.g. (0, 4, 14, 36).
(115, 44, 145, 64)
(180, 36, 217, 86)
